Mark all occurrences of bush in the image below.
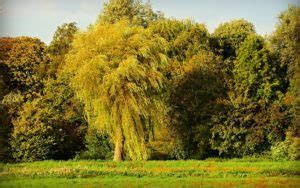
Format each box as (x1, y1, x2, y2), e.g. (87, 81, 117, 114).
(169, 141, 188, 160)
(270, 140, 290, 160)
(75, 129, 113, 160)
(288, 136, 300, 160)
(10, 100, 56, 162)
(10, 95, 86, 162)
(270, 132, 299, 160)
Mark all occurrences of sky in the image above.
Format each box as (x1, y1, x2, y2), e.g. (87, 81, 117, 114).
(0, 0, 299, 44)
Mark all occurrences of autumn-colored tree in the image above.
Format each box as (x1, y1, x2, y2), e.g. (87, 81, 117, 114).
(64, 20, 167, 161)
(0, 37, 15, 161)
(9, 23, 86, 161)
(0, 37, 16, 63)
(0, 64, 10, 161)
(6, 37, 50, 100)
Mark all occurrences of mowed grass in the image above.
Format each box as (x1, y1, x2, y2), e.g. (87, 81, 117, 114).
(0, 159, 299, 187)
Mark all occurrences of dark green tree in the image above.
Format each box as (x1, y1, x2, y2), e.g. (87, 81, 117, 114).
(270, 6, 300, 134)
(210, 35, 289, 156)
(170, 50, 225, 159)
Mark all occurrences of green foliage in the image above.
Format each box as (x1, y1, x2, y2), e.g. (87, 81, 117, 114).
(169, 50, 225, 159)
(270, 132, 300, 161)
(211, 103, 287, 157)
(48, 23, 78, 77)
(271, 140, 290, 161)
(1, 37, 47, 162)
(149, 20, 214, 159)
(0, 55, 11, 161)
(99, 0, 162, 27)
(233, 35, 282, 102)
(289, 137, 300, 160)
(49, 22, 78, 56)
(270, 6, 300, 86)
(210, 35, 290, 157)
(76, 129, 113, 160)
(270, 6, 299, 139)
(10, 77, 87, 162)
(10, 99, 56, 162)
(213, 19, 256, 59)
(8, 22, 85, 162)
(65, 20, 168, 161)
(168, 140, 188, 160)
(6, 37, 50, 99)
(150, 19, 210, 62)
(0, 105, 11, 162)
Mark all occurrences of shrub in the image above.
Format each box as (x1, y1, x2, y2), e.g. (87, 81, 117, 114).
(288, 136, 300, 160)
(270, 132, 300, 160)
(270, 140, 290, 160)
(169, 140, 188, 160)
(75, 129, 113, 160)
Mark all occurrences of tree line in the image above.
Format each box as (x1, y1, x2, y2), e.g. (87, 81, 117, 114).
(0, 0, 299, 162)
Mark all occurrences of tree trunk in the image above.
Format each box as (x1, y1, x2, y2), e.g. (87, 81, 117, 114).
(113, 131, 124, 161)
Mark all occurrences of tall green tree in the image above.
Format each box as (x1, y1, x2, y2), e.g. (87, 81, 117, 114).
(170, 50, 225, 158)
(210, 35, 289, 156)
(270, 6, 300, 133)
(64, 20, 167, 161)
(48, 22, 78, 77)
(233, 35, 282, 102)
(270, 6, 300, 87)
(149, 19, 217, 159)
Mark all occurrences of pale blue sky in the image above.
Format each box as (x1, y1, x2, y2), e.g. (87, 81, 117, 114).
(0, 0, 299, 44)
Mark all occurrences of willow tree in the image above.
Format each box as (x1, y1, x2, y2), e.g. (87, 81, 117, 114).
(64, 20, 167, 161)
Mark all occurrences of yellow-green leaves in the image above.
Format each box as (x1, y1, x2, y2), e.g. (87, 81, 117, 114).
(64, 20, 167, 160)
(99, 0, 161, 27)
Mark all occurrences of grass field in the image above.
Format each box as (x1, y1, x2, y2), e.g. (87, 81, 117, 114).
(0, 159, 299, 187)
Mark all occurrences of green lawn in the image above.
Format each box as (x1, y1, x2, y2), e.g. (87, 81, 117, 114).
(0, 159, 299, 187)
